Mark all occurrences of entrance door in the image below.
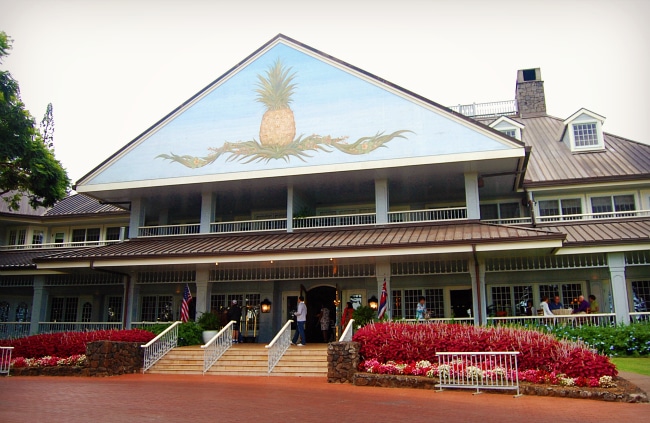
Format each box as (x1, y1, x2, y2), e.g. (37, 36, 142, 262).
(450, 289, 473, 318)
(282, 291, 299, 330)
(306, 286, 336, 343)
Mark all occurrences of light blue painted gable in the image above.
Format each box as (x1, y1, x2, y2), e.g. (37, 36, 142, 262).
(85, 40, 519, 186)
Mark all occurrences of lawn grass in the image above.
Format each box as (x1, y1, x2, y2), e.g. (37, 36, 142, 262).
(611, 357, 650, 376)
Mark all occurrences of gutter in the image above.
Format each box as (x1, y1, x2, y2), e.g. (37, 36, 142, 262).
(90, 261, 131, 329)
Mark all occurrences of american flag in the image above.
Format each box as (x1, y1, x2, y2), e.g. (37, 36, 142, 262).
(180, 284, 192, 323)
(377, 278, 388, 320)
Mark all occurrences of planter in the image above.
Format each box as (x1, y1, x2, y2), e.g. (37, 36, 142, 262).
(202, 330, 219, 344)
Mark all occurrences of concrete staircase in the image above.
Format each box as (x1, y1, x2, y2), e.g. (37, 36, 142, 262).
(146, 343, 328, 377)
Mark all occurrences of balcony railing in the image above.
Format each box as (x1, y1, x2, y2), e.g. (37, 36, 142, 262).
(388, 207, 468, 223)
(537, 209, 650, 223)
(487, 313, 616, 328)
(449, 100, 517, 118)
(481, 217, 533, 226)
(210, 218, 287, 234)
(0, 239, 122, 251)
(630, 312, 650, 323)
(38, 322, 124, 333)
(0, 322, 31, 339)
(293, 213, 376, 229)
(138, 223, 200, 237)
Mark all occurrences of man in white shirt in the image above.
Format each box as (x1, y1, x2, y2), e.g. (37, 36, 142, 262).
(291, 296, 307, 346)
(539, 296, 554, 316)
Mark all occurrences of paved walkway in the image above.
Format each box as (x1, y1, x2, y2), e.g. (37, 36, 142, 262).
(0, 374, 648, 422)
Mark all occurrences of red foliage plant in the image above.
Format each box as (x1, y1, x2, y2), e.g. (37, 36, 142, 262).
(352, 322, 617, 378)
(0, 329, 155, 359)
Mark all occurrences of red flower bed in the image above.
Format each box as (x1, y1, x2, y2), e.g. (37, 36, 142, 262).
(0, 329, 155, 359)
(352, 322, 616, 378)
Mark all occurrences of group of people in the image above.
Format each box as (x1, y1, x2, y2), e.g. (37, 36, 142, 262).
(530, 294, 600, 316)
(290, 298, 357, 346)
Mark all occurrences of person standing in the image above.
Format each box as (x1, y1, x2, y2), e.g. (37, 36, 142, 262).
(317, 304, 330, 342)
(227, 300, 242, 343)
(416, 296, 427, 321)
(341, 302, 354, 329)
(291, 296, 307, 346)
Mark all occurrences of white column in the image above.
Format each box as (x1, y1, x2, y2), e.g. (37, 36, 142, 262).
(608, 252, 630, 325)
(375, 178, 389, 224)
(287, 184, 294, 233)
(128, 197, 145, 239)
(469, 253, 487, 325)
(200, 189, 216, 234)
(195, 265, 210, 318)
(126, 275, 140, 326)
(376, 258, 391, 319)
(464, 172, 480, 220)
(30, 276, 47, 335)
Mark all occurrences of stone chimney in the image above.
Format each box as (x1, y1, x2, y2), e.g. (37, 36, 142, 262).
(515, 68, 546, 117)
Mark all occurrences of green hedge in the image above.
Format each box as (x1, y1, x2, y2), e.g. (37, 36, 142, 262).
(140, 322, 203, 346)
(546, 323, 650, 357)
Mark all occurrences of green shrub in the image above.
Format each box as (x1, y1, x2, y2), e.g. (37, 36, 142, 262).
(545, 322, 650, 356)
(352, 306, 377, 328)
(196, 312, 221, 330)
(140, 322, 203, 346)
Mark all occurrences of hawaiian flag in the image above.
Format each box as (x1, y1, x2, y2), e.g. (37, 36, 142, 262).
(180, 283, 192, 323)
(377, 278, 388, 319)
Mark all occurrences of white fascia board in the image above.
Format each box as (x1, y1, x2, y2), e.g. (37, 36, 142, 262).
(77, 148, 525, 194)
(554, 244, 650, 255)
(528, 179, 650, 193)
(474, 239, 563, 252)
(35, 261, 92, 270)
(489, 116, 525, 130)
(563, 108, 606, 125)
(0, 269, 66, 276)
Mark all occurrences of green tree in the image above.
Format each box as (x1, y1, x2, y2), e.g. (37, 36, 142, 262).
(0, 32, 70, 211)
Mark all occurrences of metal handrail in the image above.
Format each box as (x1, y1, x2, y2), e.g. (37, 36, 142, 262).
(265, 320, 293, 374)
(0, 346, 14, 375)
(339, 319, 355, 342)
(140, 321, 181, 373)
(201, 320, 235, 375)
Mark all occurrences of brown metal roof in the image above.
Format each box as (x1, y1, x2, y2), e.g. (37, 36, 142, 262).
(44, 194, 127, 216)
(33, 222, 563, 263)
(516, 115, 650, 186)
(0, 248, 82, 269)
(540, 219, 650, 246)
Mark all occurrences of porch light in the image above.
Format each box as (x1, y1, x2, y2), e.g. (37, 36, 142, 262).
(368, 296, 379, 310)
(261, 298, 272, 313)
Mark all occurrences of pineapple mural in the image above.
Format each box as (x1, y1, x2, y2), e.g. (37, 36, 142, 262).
(255, 59, 297, 147)
(158, 58, 410, 168)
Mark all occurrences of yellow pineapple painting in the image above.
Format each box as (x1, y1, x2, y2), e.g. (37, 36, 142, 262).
(255, 59, 297, 147)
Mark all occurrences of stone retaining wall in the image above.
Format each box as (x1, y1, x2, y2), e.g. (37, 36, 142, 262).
(327, 341, 360, 383)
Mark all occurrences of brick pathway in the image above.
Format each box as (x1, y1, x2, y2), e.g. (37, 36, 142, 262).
(0, 374, 648, 422)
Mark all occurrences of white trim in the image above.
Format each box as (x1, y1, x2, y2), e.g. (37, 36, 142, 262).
(0, 270, 66, 276)
(77, 148, 525, 193)
(563, 108, 606, 125)
(529, 179, 650, 192)
(555, 244, 650, 255)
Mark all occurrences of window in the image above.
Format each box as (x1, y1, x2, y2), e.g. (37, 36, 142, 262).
(561, 284, 583, 307)
(32, 230, 44, 245)
(106, 227, 122, 241)
(489, 285, 532, 316)
(50, 297, 78, 322)
(210, 292, 260, 332)
(538, 198, 581, 220)
(392, 288, 444, 319)
(0, 301, 9, 322)
(15, 303, 29, 322)
(141, 295, 174, 322)
(81, 302, 93, 322)
(107, 297, 123, 322)
(591, 195, 636, 217)
(573, 123, 598, 147)
(72, 228, 101, 243)
(8, 229, 26, 246)
(480, 202, 520, 222)
(631, 281, 649, 313)
(404, 289, 421, 319)
(424, 288, 444, 318)
(391, 290, 402, 319)
(53, 232, 65, 244)
(501, 129, 516, 138)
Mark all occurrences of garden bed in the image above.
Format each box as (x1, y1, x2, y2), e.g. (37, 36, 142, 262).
(352, 373, 648, 403)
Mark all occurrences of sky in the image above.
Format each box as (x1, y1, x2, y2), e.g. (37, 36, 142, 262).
(1, 0, 649, 184)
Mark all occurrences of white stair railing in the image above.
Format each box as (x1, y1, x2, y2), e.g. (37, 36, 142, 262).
(1, 346, 14, 375)
(201, 320, 235, 375)
(339, 319, 355, 342)
(140, 321, 181, 373)
(265, 320, 293, 374)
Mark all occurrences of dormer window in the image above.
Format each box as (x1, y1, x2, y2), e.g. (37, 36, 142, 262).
(489, 116, 524, 141)
(562, 108, 605, 152)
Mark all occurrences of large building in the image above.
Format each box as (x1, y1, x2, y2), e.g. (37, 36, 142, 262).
(1, 35, 649, 342)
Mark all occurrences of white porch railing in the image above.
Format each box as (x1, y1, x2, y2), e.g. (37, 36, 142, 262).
(0, 240, 122, 251)
(481, 217, 533, 225)
(294, 213, 376, 229)
(487, 313, 616, 328)
(38, 322, 123, 333)
(138, 223, 200, 237)
(265, 320, 293, 374)
(130, 322, 174, 330)
(0, 322, 31, 339)
(449, 100, 517, 118)
(201, 320, 235, 375)
(388, 207, 467, 223)
(141, 321, 181, 373)
(211, 218, 287, 234)
(403, 317, 475, 324)
(630, 312, 650, 323)
(338, 319, 355, 342)
(1, 346, 14, 375)
(436, 351, 521, 396)
(537, 209, 650, 223)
